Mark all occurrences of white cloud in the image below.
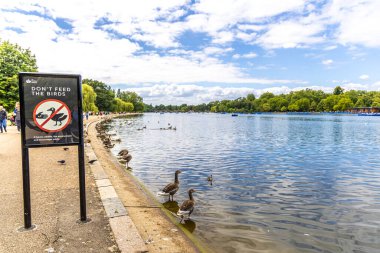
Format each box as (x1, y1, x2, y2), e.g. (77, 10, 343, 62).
(232, 52, 258, 59)
(257, 20, 325, 48)
(359, 74, 369, 80)
(322, 59, 334, 65)
(328, 0, 380, 47)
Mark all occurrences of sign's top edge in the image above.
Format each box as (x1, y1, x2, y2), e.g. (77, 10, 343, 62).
(19, 72, 81, 78)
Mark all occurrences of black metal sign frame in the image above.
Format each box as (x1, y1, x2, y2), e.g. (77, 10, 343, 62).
(18, 72, 87, 229)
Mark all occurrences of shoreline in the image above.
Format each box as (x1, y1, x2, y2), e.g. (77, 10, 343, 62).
(86, 114, 211, 253)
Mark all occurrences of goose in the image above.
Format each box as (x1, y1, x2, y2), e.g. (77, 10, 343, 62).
(47, 107, 68, 126)
(124, 154, 132, 167)
(157, 170, 181, 201)
(177, 189, 196, 221)
(118, 149, 129, 157)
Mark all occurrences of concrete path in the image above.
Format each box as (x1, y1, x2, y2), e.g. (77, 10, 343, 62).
(85, 142, 148, 253)
(0, 126, 119, 253)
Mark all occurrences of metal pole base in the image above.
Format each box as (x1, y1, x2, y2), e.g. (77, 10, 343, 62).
(76, 218, 92, 224)
(17, 224, 37, 232)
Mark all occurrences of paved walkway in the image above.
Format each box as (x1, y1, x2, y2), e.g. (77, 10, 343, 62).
(0, 126, 119, 253)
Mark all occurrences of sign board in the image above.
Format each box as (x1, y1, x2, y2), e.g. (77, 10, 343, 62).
(19, 73, 81, 147)
(18, 73, 87, 229)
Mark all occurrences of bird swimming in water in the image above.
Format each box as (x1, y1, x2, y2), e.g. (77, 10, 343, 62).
(157, 170, 181, 201)
(207, 175, 213, 185)
(88, 159, 97, 164)
(177, 189, 196, 221)
(57, 160, 66, 165)
(63, 147, 69, 151)
(47, 107, 68, 126)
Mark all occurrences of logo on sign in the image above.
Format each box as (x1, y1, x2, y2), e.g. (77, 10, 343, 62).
(33, 99, 72, 132)
(26, 79, 38, 84)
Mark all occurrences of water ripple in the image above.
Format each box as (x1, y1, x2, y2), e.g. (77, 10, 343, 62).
(107, 113, 380, 253)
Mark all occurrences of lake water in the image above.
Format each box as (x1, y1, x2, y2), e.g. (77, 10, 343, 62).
(107, 113, 380, 253)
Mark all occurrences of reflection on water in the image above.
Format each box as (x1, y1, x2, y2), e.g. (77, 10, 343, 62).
(107, 113, 380, 253)
(181, 219, 196, 233)
(162, 200, 180, 213)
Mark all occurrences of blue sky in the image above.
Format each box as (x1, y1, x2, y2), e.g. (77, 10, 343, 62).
(1, 0, 380, 105)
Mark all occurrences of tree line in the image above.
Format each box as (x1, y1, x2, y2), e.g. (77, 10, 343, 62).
(0, 39, 143, 113)
(144, 87, 380, 113)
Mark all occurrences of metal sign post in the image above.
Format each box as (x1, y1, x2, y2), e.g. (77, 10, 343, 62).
(18, 73, 87, 229)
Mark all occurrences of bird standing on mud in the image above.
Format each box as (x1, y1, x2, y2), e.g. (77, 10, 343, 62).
(177, 189, 196, 221)
(157, 170, 181, 201)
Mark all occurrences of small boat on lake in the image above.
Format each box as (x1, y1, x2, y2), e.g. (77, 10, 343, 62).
(231, 113, 238, 117)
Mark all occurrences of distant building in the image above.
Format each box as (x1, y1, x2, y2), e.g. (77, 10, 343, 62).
(349, 107, 380, 113)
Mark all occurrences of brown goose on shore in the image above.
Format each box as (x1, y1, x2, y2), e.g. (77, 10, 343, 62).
(118, 149, 129, 157)
(177, 189, 196, 220)
(124, 154, 132, 167)
(157, 170, 181, 201)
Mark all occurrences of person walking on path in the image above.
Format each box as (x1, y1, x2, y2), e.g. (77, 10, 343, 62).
(0, 106, 7, 133)
(14, 102, 21, 132)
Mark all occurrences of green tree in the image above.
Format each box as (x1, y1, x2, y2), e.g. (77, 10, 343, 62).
(246, 93, 256, 101)
(354, 97, 366, 107)
(82, 79, 115, 111)
(333, 97, 354, 111)
(0, 40, 38, 110)
(115, 98, 134, 112)
(324, 95, 340, 111)
(333, 86, 344, 95)
(288, 103, 299, 111)
(295, 98, 310, 111)
(118, 91, 144, 112)
(82, 84, 98, 112)
(372, 96, 380, 107)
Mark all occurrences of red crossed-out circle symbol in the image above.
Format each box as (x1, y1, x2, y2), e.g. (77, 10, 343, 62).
(33, 99, 72, 133)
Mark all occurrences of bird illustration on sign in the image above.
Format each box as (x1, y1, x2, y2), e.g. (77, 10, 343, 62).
(46, 107, 68, 126)
(33, 99, 71, 133)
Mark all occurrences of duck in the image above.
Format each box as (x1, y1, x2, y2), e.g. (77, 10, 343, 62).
(157, 170, 181, 201)
(47, 107, 68, 126)
(177, 189, 196, 221)
(207, 175, 213, 185)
